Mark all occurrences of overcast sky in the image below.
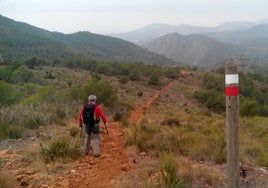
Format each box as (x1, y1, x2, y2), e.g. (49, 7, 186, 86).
(1, 0, 268, 34)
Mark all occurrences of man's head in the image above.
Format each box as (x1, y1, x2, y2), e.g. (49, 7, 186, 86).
(88, 95, 97, 103)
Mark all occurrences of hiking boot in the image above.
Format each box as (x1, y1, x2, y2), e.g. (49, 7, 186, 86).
(94, 153, 100, 157)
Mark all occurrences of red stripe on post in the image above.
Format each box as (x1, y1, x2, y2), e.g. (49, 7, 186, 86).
(225, 86, 239, 96)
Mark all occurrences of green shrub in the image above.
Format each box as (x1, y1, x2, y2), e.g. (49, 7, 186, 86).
(240, 99, 260, 117)
(91, 73, 102, 81)
(260, 105, 268, 116)
(11, 65, 34, 83)
(193, 89, 225, 113)
(119, 75, 129, 84)
(0, 124, 23, 139)
(203, 73, 224, 91)
(39, 136, 82, 163)
(0, 61, 22, 82)
(68, 85, 84, 101)
(83, 78, 118, 107)
(148, 71, 160, 85)
(24, 115, 43, 129)
(0, 81, 20, 107)
(21, 83, 38, 96)
(22, 84, 58, 104)
(163, 67, 180, 79)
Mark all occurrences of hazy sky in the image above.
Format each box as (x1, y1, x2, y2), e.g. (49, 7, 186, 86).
(1, 0, 268, 34)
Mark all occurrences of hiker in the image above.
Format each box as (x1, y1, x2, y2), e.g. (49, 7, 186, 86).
(79, 95, 107, 157)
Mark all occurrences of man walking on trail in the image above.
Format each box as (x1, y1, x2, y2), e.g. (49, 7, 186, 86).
(79, 95, 107, 157)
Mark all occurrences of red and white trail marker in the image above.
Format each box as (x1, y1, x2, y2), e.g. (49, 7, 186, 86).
(225, 74, 239, 96)
(225, 66, 240, 188)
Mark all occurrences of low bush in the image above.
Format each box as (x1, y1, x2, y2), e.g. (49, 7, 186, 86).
(83, 78, 118, 107)
(0, 124, 23, 139)
(119, 75, 129, 84)
(39, 136, 82, 163)
(159, 154, 192, 188)
(193, 89, 225, 113)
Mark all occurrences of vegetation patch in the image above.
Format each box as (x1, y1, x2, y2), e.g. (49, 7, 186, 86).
(240, 117, 268, 166)
(0, 124, 23, 139)
(159, 154, 192, 188)
(39, 136, 82, 163)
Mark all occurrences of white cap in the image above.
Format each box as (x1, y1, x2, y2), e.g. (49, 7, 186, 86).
(88, 95, 97, 101)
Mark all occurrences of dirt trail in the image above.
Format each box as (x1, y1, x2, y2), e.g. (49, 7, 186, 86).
(129, 81, 176, 124)
(52, 81, 177, 188)
(66, 122, 130, 188)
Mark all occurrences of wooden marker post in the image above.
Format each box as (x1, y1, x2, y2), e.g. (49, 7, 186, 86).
(225, 66, 240, 188)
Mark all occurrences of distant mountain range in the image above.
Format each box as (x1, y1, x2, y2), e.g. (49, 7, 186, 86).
(111, 20, 268, 69)
(1, 14, 268, 69)
(0, 15, 177, 66)
(111, 19, 268, 45)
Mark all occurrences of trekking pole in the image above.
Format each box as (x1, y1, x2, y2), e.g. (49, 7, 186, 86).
(104, 123, 109, 134)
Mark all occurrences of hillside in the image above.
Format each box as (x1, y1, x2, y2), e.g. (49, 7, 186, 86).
(143, 33, 244, 69)
(0, 63, 268, 187)
(205, 24, 268, 63)
(0, 15, 177, 66)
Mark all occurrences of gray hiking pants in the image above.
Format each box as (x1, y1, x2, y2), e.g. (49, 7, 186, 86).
(84, 123, 100, 155)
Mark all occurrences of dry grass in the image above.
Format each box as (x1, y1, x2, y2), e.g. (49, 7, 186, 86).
(120, 71, 228, 186)
(0, 172, 17, 188)
(193, 164, 225, 187)
(240, 117, 268, 166)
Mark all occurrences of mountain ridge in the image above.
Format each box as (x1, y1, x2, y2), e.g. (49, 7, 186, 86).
(0, 15, 177, 66)
(143, 33, 244, 69)
(1, 15, 268, 69)
(111, 19, 268, 45)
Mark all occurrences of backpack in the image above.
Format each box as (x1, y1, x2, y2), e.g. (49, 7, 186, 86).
(83, 103, 96, 126)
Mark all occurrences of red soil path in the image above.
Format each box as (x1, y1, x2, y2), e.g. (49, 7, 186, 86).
(67, 122, 130, 188)
(53, 81, 176, 188)
(129, 81, 176, 124)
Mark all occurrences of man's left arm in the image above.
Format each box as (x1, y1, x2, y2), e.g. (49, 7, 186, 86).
(96, 106, 107, 124)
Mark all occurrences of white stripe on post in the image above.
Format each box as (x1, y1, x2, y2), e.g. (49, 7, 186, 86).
(225, 74, 239, 84)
